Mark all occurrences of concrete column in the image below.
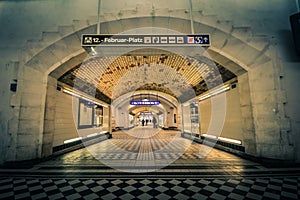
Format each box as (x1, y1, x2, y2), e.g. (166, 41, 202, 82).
(177, 105, 182, 131)
(42, 76, 57, 158)
(247, 59, 294, 160)
(166, 108, 172, 128)
(108, 105, 112, 138)
(163, 111, 168, 128)
(1, 62, 20, 163)
(115, 107, 129, 129)
(238, 73, 257, 156)
(124, 111, 129, 129)
(13, 66, 47, 161)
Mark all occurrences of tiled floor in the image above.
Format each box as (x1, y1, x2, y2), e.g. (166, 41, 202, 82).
(1, 128, 300, 199)
(40, 127, 250, 170)
(0, 177, 299, 199)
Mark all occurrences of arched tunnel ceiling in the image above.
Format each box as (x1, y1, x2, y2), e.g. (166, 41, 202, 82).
(58, 49, 236, 103)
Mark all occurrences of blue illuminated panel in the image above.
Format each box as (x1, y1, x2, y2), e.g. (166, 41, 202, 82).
(130, 100, 160, 105)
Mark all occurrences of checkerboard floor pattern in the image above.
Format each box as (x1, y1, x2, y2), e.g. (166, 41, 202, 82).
(0, 177, 299, 200)
(42, 129, 247, 167)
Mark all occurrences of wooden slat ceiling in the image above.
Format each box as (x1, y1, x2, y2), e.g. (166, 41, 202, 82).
(58, 54, 236, 103)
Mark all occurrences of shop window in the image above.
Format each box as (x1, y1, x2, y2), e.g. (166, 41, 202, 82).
(78, 99, 103, 129)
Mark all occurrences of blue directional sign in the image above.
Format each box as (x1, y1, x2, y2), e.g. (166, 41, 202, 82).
(81, 34, 210, 47)
(130, 100, 160, 105)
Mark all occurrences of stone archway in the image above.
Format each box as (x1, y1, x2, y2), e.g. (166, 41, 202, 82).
(8, 16, 291, 162)
(113, 91, 179, 130)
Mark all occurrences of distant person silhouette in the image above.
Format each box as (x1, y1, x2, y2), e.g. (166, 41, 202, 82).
(152, 117, 157, 128)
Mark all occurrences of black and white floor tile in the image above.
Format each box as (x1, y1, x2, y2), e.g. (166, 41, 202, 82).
(0, 177, 299, 200)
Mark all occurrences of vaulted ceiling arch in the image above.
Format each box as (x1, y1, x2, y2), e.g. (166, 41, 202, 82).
(22, 16, 263, 104)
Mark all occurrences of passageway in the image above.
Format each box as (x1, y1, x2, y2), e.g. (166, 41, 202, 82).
(1, 0, 300, 199)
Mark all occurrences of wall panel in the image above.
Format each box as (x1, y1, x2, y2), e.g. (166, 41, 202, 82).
(199, 87, 243, 142)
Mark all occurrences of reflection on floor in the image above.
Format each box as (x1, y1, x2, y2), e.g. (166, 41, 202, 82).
(1, 128, 300, 199)
(40, 127, 250, 172)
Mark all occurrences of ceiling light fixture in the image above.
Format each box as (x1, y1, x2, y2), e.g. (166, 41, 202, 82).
(202, 134, 242, 145)
(62, 88, 108, 108)
(199, 85, 230, 101)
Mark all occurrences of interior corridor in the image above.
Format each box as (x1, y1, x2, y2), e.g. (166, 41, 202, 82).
(1, 1, 300, 199)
